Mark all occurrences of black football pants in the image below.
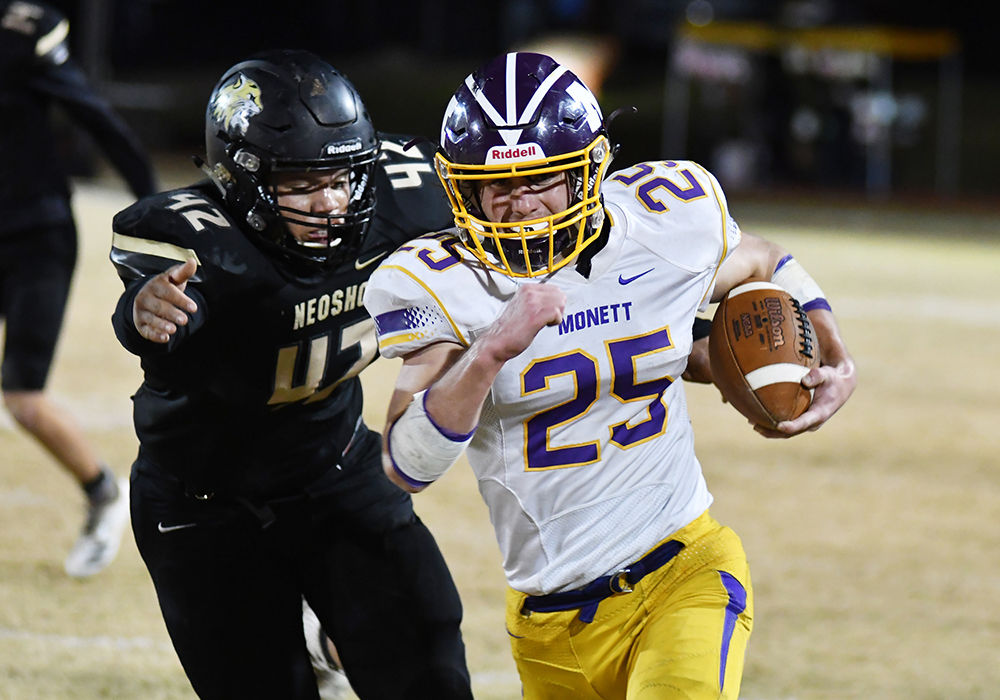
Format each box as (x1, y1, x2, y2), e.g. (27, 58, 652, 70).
(130, 430, 472, 699)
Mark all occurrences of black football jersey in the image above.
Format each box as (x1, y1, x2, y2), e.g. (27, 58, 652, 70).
(110, 135, 452, 496)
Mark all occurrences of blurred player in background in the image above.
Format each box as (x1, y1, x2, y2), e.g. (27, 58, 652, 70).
(365, 52, 857, 698)
(0, 0, 156, 577)
(109, 50, 471, 700)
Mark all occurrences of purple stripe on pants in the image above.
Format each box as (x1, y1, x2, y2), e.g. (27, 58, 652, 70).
(718, 570, 747, 692)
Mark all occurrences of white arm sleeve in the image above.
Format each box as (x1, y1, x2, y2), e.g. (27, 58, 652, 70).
(771, 255, 831, 312)
(386, 390, 474, 488)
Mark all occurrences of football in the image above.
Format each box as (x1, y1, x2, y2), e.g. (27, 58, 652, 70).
(708, 279, 820, 428)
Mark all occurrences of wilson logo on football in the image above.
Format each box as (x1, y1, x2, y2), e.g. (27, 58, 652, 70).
(764, 296, 786, 348)
(486, 143, 545, 164)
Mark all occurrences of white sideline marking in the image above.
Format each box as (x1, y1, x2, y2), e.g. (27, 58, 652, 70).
(0, 626, 522, 688)
(471, 670, 520, 687)
(0, 394, 133, 431)
(834, 295, 1000, 327)
(0, 627, 172, 652)
(718, 288, 1000, 328)
(0, 487, 52, 506)
(719, 289, 1000, 328)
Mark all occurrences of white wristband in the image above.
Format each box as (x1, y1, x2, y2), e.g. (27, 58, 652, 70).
(387, 389, 474, 488)
(771, 255, 830, 312)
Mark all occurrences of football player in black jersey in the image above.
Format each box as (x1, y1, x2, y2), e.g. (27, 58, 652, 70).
(0, 0, 155, 578)
(110, 50, 471, 700)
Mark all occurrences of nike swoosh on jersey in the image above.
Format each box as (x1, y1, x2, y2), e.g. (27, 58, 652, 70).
(157, 521, 198, 533)
(618, 268, 654, 285)
(354, 251, 388, 270)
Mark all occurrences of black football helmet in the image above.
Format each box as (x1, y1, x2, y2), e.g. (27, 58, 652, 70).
(204, 49, 378, 269)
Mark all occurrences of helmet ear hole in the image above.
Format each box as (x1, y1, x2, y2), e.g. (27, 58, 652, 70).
(233, 149, 261, 173)
(591, 142, 607, 164)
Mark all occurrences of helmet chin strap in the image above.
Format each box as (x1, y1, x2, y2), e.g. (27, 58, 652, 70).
(194, 151, 273, 233)
(573, 208, 609, 279)
(192, 154, 229, 197)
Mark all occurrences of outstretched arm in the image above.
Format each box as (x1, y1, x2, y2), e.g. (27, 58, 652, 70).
(131, 259, 199, 343)
(34, 59, 157, 198)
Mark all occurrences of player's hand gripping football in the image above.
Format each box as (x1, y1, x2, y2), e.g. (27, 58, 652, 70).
(755, 310, 857, 439)
(132, 259, 199, 343)
(484, 283, 566, 362)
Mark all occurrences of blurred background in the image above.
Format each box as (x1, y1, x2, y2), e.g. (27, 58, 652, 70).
(47, 0, 999, 204)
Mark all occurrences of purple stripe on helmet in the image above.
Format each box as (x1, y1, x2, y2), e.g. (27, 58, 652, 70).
(473, 53, 570, 129)
(441, 52, 606, 165)
(718, 570, 747, 692)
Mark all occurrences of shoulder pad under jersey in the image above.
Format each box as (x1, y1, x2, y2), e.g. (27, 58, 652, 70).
(111, 183, 276, 292)
(365, 231, 513, 359)
(603, 160, 740, 272)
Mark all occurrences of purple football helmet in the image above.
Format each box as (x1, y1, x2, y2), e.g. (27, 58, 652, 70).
(436, 52, 613, 277)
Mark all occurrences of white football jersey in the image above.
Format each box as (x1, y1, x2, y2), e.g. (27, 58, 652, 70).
(365, 160, 742, 595)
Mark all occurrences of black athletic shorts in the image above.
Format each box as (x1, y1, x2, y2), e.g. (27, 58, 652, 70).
(0, 222, 77, 391)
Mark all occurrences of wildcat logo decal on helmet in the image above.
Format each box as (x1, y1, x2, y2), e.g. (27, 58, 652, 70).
(204, 50, 380, 270)
(210, 74, 262, 137)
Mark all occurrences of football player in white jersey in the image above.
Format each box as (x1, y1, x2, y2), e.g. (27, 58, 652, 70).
(364, 52, 857, 699)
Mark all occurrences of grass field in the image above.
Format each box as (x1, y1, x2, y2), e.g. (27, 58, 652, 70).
(1, 180, 998, 699)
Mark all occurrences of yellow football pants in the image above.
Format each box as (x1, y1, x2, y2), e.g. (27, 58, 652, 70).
(505, 510, 753, 699)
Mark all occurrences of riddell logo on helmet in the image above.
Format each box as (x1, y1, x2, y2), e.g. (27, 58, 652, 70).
(324, 139, 362, 155)
(486, 143, 546, 164)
